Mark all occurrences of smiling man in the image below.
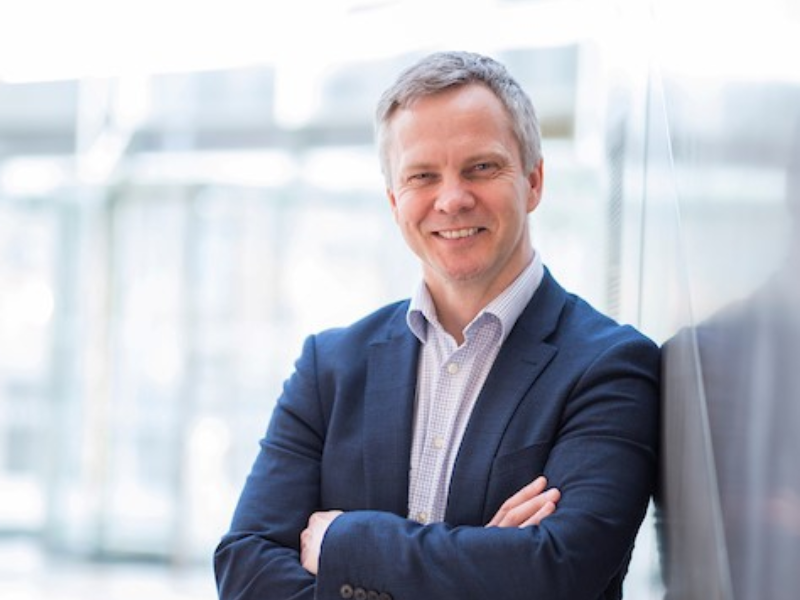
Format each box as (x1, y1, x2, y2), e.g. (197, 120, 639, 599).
(215, 51, 660, 600)
(385, 81, 543, 344)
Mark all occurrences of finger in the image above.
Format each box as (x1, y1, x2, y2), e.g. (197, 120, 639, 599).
(311, 509, 343, 526)
(520, 488, 561, 527)
(301, 548, 318, 575)
(487, 476, 548, 526)
(300, 530, 313, 573)
(300, 527, 309, 548)
(506, 476, 549, 506)
(488, 477, 549, 527)
(493, 487, 561, 528)
(520, 500, 557, 527)
(494, 497, 544, 527)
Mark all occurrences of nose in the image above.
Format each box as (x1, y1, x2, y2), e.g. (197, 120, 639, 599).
(433, 176, 475, 214)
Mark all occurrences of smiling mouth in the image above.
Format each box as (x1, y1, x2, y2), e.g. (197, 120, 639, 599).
(437, 227, 482, 240)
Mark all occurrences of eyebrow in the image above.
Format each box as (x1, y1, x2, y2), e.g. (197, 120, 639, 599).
(463, 149, 511, 165)
(400, 150, 510, 172)
(401, 161, 437, 172)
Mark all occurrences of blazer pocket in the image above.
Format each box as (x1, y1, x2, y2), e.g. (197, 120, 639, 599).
(485, 442, 554, 520)
(492, 441, 552, 478)
(484, 442, 553, 520)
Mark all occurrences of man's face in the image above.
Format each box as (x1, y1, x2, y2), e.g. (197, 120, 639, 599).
(385, 83, 543, 301)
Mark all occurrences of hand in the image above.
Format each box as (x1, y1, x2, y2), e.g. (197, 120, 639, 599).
(486, 476, 561, 528)
(300, 510, 343, 574)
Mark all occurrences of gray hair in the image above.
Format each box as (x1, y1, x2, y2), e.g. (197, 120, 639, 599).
(375, 51, 543, 185)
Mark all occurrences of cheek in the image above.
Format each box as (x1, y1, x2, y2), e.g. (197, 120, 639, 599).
(392, 192, 425, 227)
(391, 201, 417, 241)
(500, 197, 532, 235)
(513, 184, 537, 218)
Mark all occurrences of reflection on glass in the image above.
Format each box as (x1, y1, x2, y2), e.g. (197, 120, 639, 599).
(660, 74, 800, 600)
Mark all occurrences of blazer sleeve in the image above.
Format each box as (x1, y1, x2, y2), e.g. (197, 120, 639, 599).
(214, 334, 327, 600)
(315, 334, 660, 600)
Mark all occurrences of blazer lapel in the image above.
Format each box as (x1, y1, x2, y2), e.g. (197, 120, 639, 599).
(362, 306, 419, 516)
(445, 271, 565, 525)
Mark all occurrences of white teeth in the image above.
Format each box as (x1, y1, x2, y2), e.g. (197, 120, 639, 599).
(439, 227, 479, 239)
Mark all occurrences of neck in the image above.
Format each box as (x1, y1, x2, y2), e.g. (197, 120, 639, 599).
(428, 263, 532, 344)
(432, 286, 492, 345)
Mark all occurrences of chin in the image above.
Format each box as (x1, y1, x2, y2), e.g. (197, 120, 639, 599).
(440, 266, 487, 284)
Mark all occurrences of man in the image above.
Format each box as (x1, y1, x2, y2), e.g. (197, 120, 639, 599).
(215, 51, 659, 600)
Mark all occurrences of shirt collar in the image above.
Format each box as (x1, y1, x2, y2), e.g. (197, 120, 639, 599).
(406, 251, 544, 344)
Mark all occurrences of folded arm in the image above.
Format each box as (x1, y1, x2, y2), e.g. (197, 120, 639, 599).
(311, 336, 659, 599)
(215, 332, 660, 600)
(301, 476, 561, 575)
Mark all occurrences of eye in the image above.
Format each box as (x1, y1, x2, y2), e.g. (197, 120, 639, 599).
(467, 162, 499, 177)
(407, 172, 437, 185)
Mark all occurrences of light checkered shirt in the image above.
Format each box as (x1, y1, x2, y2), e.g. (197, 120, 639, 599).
(405, 252, 545, 524)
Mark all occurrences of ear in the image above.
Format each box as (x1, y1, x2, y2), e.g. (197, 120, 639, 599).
(526, 159, 544, 213)
(387, 187, 400, 221)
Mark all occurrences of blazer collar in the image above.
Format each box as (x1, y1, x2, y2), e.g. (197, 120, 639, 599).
(445, 269, 567, 524)
(362, 303, 419, 516)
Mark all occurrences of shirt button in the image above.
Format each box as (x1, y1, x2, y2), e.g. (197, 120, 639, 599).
(416, 511, 429, 524)
(447, 362, 459, 375)
(432, 436, 445, 449)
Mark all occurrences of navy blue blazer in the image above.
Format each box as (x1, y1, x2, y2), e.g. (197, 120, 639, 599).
(215, 269, 660, 600)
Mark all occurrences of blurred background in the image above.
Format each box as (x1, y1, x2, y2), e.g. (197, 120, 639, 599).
(1, 1, 798, 599)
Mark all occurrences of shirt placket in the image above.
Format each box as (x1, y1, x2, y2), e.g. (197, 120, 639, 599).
(417, 338, 470, 524)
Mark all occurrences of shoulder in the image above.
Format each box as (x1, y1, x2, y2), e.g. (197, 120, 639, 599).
(315, 299, 409, 344)
(531, 270, 660, 367)
(303, 299, 411, 365)
(538, 270, 656, 344)
(569, 294, 657, 350)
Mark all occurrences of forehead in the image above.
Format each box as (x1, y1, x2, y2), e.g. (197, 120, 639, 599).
(391, 83, 508, 125)
(385, 84, 519, 164)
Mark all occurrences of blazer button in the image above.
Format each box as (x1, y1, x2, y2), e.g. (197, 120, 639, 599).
(367, 591, 379, 600)
(354, 587, 367, 600)
(339, 584, 354, 599)
(378, 593, 393, 600)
